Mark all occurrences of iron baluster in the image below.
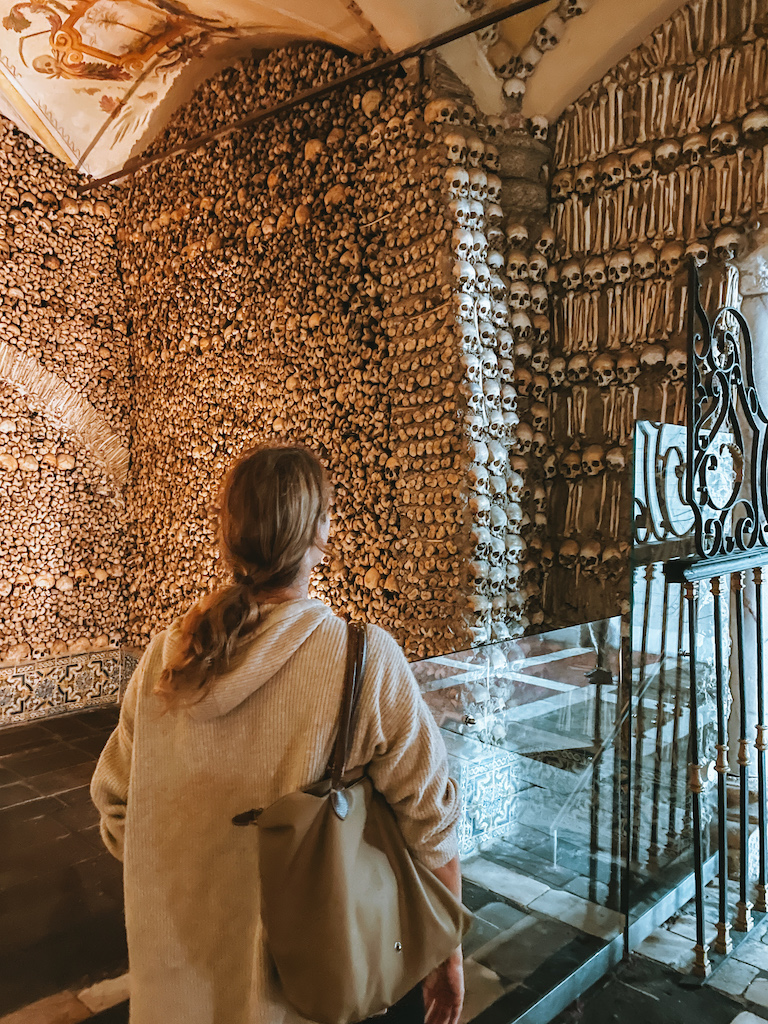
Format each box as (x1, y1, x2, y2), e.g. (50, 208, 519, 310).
(648, 573, 670, 867)
(711, 575, 732, 954)
(732, 571, 755, 932)
(632, 563, 655, 864)
(666, 586, 686, 857)
(755, 567, 767, 913)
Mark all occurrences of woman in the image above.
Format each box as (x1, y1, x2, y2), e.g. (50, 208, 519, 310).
(91, 443, 465, 1024)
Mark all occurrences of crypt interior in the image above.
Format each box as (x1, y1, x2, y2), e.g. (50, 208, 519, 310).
(4, 0, 768, 1021)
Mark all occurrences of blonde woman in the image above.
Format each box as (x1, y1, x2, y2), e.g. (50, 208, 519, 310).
(91, 443, 464, 1024)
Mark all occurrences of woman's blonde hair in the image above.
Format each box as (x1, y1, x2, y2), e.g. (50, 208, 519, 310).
(155, 443, 331, 709)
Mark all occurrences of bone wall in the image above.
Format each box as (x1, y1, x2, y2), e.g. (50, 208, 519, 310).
(547, 0, 763, 624)
(0, 118, 129, 662)
(120, 45, 541, 658)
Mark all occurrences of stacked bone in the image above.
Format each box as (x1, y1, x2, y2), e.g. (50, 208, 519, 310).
(546, 0, 763, 624)
(0, 116, 128, 662)
(119, 45, 529, 659)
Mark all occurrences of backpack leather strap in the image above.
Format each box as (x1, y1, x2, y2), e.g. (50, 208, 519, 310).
(329, 621, 367, 789)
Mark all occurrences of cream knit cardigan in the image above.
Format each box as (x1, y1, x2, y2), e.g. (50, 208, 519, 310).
(91, 599, 460, 1024)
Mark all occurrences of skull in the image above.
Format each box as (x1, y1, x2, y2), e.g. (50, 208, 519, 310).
(743, 108, 768, 145)
(361, 89, 383, 118)
(515, 336, 532, 363)
(489, 506, 508, 539)
(567, 353, 589, 384)
(471, 526, 492, 561)
(530, 115, 550, 144)
(517, 43, 543, 79)
(682, 132, 709, 165)
(531, 373, 548, 402)
(628, 147, 653, 180)
(487, 226, 505, 250)
(504, 77, 527, 103)
(469, 168, 488, 202)
(454, 291, 475, 321)
(580, 541, 601, 574)
(561, 451, 582, 480)
(471, 230, 489, 262)
(616, 350, 640, 384)
(533, 13, 565, 51)
(583, 256, 607, 290)
(632, 244, 657, 280)
(466, 386, 485, 417)
(481, 347, 498, 378)
(425, 98, 460, 125)
(543, 453, 557, 480)
(531, 431, 548, 459)
(487, 440, 508, 477)
(535, 227, 556, 260)
(501, 384, 517, 412)
(462, 352, 481, 384)
(607, 251, 632, 285)
(659, 242, 684, 278)
(452, 227, 473, 260)
(560, 260, 582, 291)
(498, 331, 515, 359)
(514, 367, 533, 397)
(478, 318, 495, 347)
(710, 123, 739, 156)
(575, 161, 598, 196)
(599, 154, 625, 189)
(640, 344, 666, 372)
(529, 283, 549, 315)
(490, 41, 518, 78)
(549, 357, 566, 387)
(713, 228, 744, 262)
(532, 315, 551, 347)
(475, 262, 491, 292)
(515, 422, 534, 455)
(559, 539, 580, 570)
(582, 444, 605, 476)
(601, 545, 624, 580)
(460, 322, 480, 354)
(444, 166, 469, 198)
(454, 260, 476, 291)
(484, 379, 501, 412)
(468, 462, 490, 493)
(445, 132, 467, 164)
(466, 135, 485, 168)
(666, 346, 687, 381)
(475, 23, 498, 49)
(499, 358, 515, 384)
(449, 198, 472, 227)
(686, 240, 708, 267)
(551, 168, 574, 201)
(531, 348, 550, 375)
(528, 252, 548, 282)
(487, 249, 504, 272)
(467, 199, 484, 228)
(470, 440, 489, 465)
(655, 139, 681, 174)
(558, 0, 590, 15)
(486, 173, 502, 203)
(490, 272, 507, 299)
(506, 222, 530, 249)
(511, 310, 532, 340)
(591, 353, 615, 387)
(508, 280, 531, 310)
(606, 447, 626, 472)
(506, 249, 529, 280)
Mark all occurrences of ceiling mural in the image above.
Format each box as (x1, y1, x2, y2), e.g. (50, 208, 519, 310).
(0, 0, 380, 175)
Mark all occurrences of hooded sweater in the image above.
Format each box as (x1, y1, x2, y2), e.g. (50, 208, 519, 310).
(90, 599, 460, 1024)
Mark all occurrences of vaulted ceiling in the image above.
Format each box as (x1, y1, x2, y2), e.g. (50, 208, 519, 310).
(0, 0, 687, 178)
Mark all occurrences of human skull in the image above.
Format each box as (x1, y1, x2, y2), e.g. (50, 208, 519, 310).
(489, 272, 507, 299)
(467, 199, 484, 228)
(491, 40, 517, 78)
(506, 249, 529, 280)
(666, 346, 687, 381)
(531, 347, 550, 374)
(471, 526, 492, 560)
(515, 422, 534, 455)
(686, 240, 708, 267)
(466, 386, 485, 417)
(551, 168, 574, 201)
(530, 115, 550, 144)
(468, 462, 490, 493)
(449, 198, 472, 227)
(462, 351, 481, 384)
(628, 147, 653, 180)
(454, 291, 475, 321)
(508, 280, 531, 311)
(444, 166, 469, 198)
(560, 260, 582, 291)
(575, 161, 598, 196)
(533, 315, 551, 347)
(529, 283, 549, 315)
(640, 344, 666, 372)
(474, 262, 491, 293)
(511, 310, 532, 340)
(487, 226, 505, 250)
(361, 89, 383, 118)
(470, 439, 489, 465)
(531, 373, 548, 402)
(561, 451, 582, 480)
(601, 545, 624, 579)
(503, 77, 527, 102)
(606, 447, 626, 472)
(452, 227, 473, 260)
(543, 453, 557, 480)
(484, 379, 501, 412)
(632, 244, 657, 280)
(487, 248, 504, 272)
(501, 384, 517, 412)
(515, 336, 533, 363)
(607, 250, 632, 285)
(591, 353, 615, 387)
(425, 98, 460, 125)
(565, 353, 589, 385)
(514, 367, 533, 397)
(743, 108, 768, 144)
(454, 260, 476, 291)
(580, 541, 601, 574)
(713, 228, 744, 262)
(466, 135, 485, 168)
(445, 132, 467, 165)
(616, 350, 640, 385)
(517, 43, 543, 78)
(655, 139, 681, 174)
(535, 227, 556, 260)
(534, 13, 565, 51)
(530, 402, 549, 432)
(469, 168, 488, 202)
(481, 347, 498, 377)
(489, 506, 508, 540)
(710, 123, 739, 156)
(487, 440, 508, 477)
(475, 23, 498, 49)
(478, 318, 495, 347)
(486, 173, 502, 203)
(471, 230, 489, 262)
(499, 358, 515, 384)
(558, 0, 590, 15)
(582, 444, 605, 476)
(531, 431, 548, 459)
(476, 294, 491, 320)
(599, 154, 625, 189)
(528, 252, 548, 282)
(549, 357, 566, 388)
(506, 222, 530, 249)
(559, 540, 580, 570)
(583, 256, 607, 290)
(498, 331, 515, 360)
(659, 241, 684, 278)
(460, 322, 480, 354)
(682, 132, 709, 164)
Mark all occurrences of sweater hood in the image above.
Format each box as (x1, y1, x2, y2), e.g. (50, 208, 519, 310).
(162, 598, 335, 721)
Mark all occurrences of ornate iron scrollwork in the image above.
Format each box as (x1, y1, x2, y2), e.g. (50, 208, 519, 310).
(633, 421, 694, 548)
(688, 259, 768, 558)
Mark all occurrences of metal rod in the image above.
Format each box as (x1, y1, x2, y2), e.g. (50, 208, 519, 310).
(649, 572, 670, 866)
(756, 567, 767, 913)
(733, 571, 755, 933)
(620, 633, 632, 959)
(685, 580, 711, 978)
(632, 563, 654, 864)
(711, 575, 732, 954)
(77, 0, 553, 192)
(589, 675, 603, 904)
(666, 585, 686, 856)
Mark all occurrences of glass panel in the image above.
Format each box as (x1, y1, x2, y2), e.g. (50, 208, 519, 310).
(412, 622, 624, 1019)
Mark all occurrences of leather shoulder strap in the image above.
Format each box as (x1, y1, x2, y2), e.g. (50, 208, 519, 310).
(329, 621, 367, 788)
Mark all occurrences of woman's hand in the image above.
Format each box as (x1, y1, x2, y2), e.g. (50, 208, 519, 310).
(422, 947, 464, 1024)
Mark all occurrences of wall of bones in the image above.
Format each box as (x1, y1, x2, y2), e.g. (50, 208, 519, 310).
(119, 45, 554, 658)
(0, 118, 129, 663)
(544, 0, 763, 623)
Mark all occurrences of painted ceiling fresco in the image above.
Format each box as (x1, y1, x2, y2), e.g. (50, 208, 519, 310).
(0, 0, 380, 176)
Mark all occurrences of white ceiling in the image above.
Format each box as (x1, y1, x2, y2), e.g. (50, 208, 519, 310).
(0, 0, 686, 179)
